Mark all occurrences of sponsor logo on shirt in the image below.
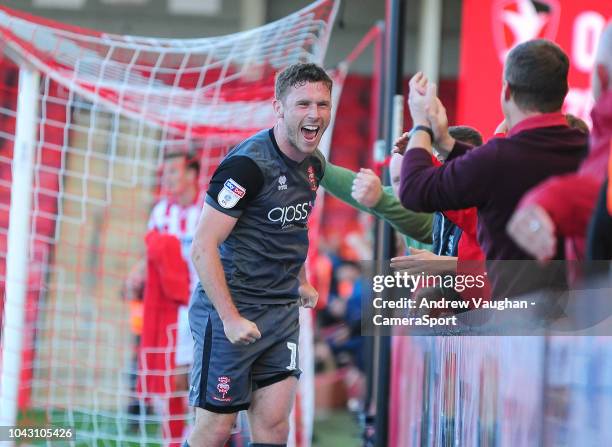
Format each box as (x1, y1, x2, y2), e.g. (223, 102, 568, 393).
(278, 175, 288, 191)
(267, 201, 313, 227)
(218, 178, 246, 209)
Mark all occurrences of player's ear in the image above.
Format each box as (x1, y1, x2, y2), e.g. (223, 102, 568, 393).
(273, 98, 284, 118)
(502, 80, 512, 102)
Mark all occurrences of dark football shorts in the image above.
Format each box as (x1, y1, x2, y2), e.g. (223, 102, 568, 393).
(188, 285, 301, 413)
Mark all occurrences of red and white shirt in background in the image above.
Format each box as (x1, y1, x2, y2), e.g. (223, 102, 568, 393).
(147, 193, 203, 366)
(147, 194, 203, 293)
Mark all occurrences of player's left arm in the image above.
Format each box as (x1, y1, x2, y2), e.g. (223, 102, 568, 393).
(298, 265, 318, 308)
(192, 155, 265, 344)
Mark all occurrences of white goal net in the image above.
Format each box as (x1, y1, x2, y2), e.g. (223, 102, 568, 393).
(0, 1, 339, 445)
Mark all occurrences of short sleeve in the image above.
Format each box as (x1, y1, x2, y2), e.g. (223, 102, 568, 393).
(206, 155, 265, 217)
(147, 200, 166, 230)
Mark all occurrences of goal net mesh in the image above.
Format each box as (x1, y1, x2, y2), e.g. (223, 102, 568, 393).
(0, 1, 339, 444)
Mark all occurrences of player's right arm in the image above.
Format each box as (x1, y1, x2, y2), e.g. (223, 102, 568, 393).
(192, 154, 265, 345)
(191, 202, 261, 345)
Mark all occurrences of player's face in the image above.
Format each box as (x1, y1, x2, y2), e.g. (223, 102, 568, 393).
(278, 81, 332, 156)
(162, 157, 188, 197)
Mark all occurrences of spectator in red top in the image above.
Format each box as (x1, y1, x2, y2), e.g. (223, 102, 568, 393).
(587, 176, 612, 260)
(392, 127, 490, 303)
(396, 39, 588, 297)
(392, 125, 485, 272)
(507, 24, 612, 262)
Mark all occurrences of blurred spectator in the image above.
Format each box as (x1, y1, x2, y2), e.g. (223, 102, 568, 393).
(314, 257, 366, 411)
(391, 126, 486, 278)
(565, 113, 590, 135)
(124, 150, 201, 443)
(587, 176, 612, 260)
(508, 25, 612, 262)
(398, 40, 588, 297)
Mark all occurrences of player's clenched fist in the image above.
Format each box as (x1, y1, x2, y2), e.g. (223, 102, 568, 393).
(299, 282, 319, 308)
(222, 315, 262, 345)
(352, 168, 383, 207)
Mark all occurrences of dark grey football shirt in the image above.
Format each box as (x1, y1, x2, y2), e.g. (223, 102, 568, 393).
(204, 128, 325, 304)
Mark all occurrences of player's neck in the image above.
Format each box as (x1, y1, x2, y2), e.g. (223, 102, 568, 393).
(273, 124, 307, 163)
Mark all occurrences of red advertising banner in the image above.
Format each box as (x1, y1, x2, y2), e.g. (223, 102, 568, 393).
(458, 0, 612, 136)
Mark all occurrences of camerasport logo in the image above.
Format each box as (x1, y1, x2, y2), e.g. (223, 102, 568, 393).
(213, 376, 232, 402)
(492, 0, 560, 61)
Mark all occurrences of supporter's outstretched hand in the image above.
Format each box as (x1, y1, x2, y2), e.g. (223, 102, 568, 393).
(299, 282, 319, 308)
(410, 71, 428, 95)
(408, 72, 435, 125)
(222, 315, 262, 345)
(506, 204, 556, 262)
(393, 132, 410, 155)
(390, 247, 458, 275)
(352, 168, 383, 207)
(427, 98, 455, 157)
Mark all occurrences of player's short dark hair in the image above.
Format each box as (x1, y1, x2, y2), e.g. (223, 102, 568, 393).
(565, 114, 590, 135)
(275, 63, 333, 101)
(163, 151, 200, 178)
(504, 39, 569, 113)
(448, 125, 483, 146)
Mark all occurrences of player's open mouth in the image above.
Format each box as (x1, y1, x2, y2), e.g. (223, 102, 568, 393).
(301, 125, 320, 142)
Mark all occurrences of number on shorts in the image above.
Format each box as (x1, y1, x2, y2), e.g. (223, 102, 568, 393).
(286, 342, 297, 370)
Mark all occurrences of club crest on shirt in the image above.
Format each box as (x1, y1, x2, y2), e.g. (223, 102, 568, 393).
(307, 165, 318, 191)
(218, 178, 246, 209)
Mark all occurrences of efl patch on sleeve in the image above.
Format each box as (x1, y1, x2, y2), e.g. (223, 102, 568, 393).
(217, 178, 246, 209)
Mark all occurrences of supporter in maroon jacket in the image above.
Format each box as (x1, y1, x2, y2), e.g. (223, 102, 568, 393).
(507, 24, 612, 262)
(395, 39, 588, 298)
